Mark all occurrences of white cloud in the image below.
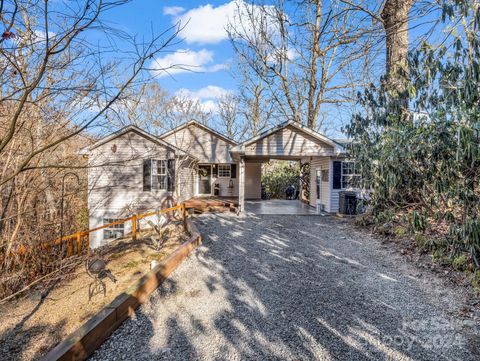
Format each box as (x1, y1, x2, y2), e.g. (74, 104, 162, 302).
(199, 99, 217, 113)
(177, 85, 232, 100)
(163, 6, 185, 16)
(167, 1, 277, 45)
(175, 85, 233, 113)
(151, 49, 227, 77)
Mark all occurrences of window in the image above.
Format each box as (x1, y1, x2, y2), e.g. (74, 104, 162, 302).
(103, 218, 124, 240)
(218, 164, 231, 178)
(143, 159, 175, 191)
(341, 162, 361, 189)
(153, 159, 167, 189)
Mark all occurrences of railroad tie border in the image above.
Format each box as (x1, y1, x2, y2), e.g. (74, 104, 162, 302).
(41, 219, 202, 361)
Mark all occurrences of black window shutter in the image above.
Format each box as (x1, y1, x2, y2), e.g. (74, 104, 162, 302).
(212, 164, 218, 178)
(143, 159, 152, 191)
(231, 163, 237, 178)
(333, 161, 342, 189)
(167, 159, 175, 192)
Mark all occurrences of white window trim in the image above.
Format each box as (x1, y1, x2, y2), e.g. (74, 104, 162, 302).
(341, 161, 361, 189)
(152, 159, 168, 190)
(103, 218, 125, 240)
(217, 164, 232, 178)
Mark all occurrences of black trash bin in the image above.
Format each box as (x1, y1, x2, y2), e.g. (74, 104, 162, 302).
(339, 191, 357, 215)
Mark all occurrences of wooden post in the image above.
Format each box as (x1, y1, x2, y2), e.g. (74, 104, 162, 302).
(68, 237, 74, 257)
(182, 203, 188, 232)
(76, 232, 82, 254)
(132, 214, 137, 241)
(238, 157, 245, 213)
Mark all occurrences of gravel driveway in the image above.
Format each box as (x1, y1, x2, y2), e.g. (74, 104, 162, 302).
(90, 214, 479, 361)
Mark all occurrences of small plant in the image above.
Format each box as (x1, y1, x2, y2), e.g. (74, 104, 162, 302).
(394, 225, 408, 237)
(432, 249, 450, 266)
(355, 213, 373, 226)
(470, 271, 480, 295)
(452, 254, 468, 271)
(147, 217, 170, 251)
(409, 211, 427, 233)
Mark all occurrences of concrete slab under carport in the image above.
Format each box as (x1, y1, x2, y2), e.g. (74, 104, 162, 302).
(245, 199, 317, 215)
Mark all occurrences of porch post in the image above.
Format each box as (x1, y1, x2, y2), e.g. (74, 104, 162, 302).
(238, 156, 245, 213)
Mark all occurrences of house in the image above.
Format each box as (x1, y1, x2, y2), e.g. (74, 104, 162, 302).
(84, 120, 355, 248)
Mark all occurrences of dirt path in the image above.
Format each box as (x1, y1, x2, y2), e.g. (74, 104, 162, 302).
(90, 214, 479, 360)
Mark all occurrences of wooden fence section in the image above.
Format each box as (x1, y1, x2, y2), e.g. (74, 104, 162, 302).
(15, 203, 187, 258)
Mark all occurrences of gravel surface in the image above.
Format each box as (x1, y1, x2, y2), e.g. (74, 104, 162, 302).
(90, 214, 479, 361)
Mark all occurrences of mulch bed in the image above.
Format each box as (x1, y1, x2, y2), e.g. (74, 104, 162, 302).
(0, 222, 189, 361)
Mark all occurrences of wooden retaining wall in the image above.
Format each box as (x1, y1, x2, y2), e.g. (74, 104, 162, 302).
(41, 219, 202, 361)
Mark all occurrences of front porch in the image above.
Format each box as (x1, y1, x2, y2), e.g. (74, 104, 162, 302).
(184, 196, 238, 213)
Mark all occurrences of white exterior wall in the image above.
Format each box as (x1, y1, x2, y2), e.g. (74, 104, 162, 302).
(161, 123, 235, 163)
(216, 170, 239, 197)
(309, 157, 331, 212)
(244, 125, 334, 157)
(195, 163, 239, 197)
(87, 130, 194, 248)
(245, 163, 262, 199)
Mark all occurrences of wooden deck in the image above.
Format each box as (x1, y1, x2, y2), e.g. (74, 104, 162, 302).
(184, 197, 238, 214)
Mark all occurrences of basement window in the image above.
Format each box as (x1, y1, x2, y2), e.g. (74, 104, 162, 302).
(103, 218, 124, 240)
(218, 164, 231, 178)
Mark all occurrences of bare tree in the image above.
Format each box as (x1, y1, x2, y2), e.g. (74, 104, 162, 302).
(104, 82, 212, 134)
(217, 93, 246, 141)
(0, 0, 181, 297)
(227, 2, 277, 137)
(228, 0, 379, 130)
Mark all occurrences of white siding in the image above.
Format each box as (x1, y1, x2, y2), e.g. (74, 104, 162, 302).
(245, 163, 261, 199)
(245, 125, 334, 157)
(87, 130, 194, 248)
(177, 158, 196, 200)
(161, 123, 235, 163)
(309, 157, 331, 211)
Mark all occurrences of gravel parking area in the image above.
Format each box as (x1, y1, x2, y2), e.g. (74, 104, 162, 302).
(90, 214, 479, 360)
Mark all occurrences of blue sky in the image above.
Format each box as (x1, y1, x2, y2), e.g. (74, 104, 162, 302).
(97, 1, 448, 137)
(104, 0, 239, 112)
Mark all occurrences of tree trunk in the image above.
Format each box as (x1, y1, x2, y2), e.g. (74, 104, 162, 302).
(381, 0, 413, 95)
(306, 1, 322, 129)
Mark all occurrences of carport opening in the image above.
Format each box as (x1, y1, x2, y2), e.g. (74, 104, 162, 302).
(242, 159, 315, 215)
(260, 160, 310, 202)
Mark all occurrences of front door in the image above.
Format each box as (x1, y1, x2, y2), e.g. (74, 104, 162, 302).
(198, 165, 212, 195)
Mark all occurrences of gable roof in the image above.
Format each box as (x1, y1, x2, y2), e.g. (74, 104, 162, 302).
(231, 120, 346, 154)
(159, 120, 237, 145)
(80, 125, 193, 157)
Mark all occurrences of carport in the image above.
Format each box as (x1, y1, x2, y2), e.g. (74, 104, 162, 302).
(230, 121, 347, 214)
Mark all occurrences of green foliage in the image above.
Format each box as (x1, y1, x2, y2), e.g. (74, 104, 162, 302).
(394, 226, 408, 237)
(452, 254, 468, 271)
(409, 211, 428, 233)
(261, 161, 301, 199)
(471, 271, 480, 294)
(346, 3, 480, 268)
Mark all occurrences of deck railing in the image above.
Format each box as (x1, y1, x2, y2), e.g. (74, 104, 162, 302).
(14, 203, 187, 257)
